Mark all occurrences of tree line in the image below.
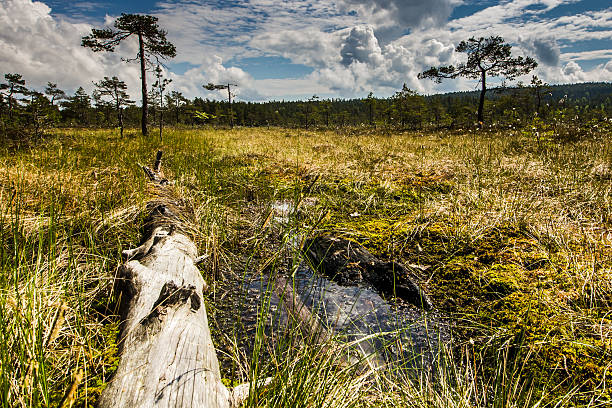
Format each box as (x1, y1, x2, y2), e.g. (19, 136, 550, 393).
(1, 72, 611, 134)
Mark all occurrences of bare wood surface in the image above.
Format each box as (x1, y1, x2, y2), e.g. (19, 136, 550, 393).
(273, 275, 385, 371)
(98, 152, 233, 408)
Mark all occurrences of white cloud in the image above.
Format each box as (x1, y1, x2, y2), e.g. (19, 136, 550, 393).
(304, 34, 459, 95)
(562, 60, 583, 76)
(533, 59, 612, 84)
(245, 0, 612, 96)
(340, 25, 384, 66)
(520, 37, 560, 66)
(167, 56, 263, 101)
(153, 2, 259, 65)
(0, 0, 257, 103)
(387, 2, 612, 90)
(562, 49, 612, 61)
(3, 0, 611, 101)
(0, 0, 144, 99)
(338, 0, 456, 32)
(250, 28, 345, 69)
(154, 0, 356, 65)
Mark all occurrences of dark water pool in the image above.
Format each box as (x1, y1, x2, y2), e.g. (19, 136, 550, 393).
(213, 201, 449, 374)
(226, 261, 449, 372)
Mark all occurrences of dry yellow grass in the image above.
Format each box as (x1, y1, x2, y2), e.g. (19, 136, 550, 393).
(0, 127, 610, 407)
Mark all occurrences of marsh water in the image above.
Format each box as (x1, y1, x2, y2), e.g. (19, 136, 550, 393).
(242, 263, 448, 368)
(213, 201, 449, 373)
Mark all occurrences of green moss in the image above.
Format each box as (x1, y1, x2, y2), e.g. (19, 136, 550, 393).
(312, 175, 450, 223)
(221, 377, 242, 388)
(75, 320, 121, 407)
(395, 171, 453, 194)
(322, 215, 611, 405)
(482, 263, 521, 295)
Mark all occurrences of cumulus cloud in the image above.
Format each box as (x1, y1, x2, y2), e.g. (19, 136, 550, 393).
(306, 32, 459, 95)
(521, 37, 560, 66)
(338, 0, 456, 30)
(562, 60, 582, 75)
(0, 0, 126, 92)
(533, 59, 612, 85)
(340, 25, 383, 66)
(560, 60, 587, 81)
(167, 56, 265, 101)
(202, 56, 253, 87)
(0, 0, 258, 102)
(4, 0, 612, 101)
(248, 0, 612, 96)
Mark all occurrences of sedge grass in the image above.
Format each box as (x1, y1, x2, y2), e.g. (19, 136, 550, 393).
(0, 126, 610, 407)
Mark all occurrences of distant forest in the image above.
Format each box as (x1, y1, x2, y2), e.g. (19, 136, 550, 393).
(2, 74, 612, 135)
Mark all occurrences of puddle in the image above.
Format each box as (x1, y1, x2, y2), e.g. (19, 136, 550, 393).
(290, 264, 447, 368)
(269, 200, 296, 224)
(269, 198, 318, 224)
(218, 260, 448, 373)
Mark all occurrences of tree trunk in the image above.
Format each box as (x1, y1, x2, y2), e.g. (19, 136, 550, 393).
(119, 107, 124, 138)
(98, 152, 246, 408)
(159, 109, 163, 142)
(477, 69, 487, 127)
(8, 88, 14, 119)
(227, 84, 233, 129)
(138, 32, 149, 136)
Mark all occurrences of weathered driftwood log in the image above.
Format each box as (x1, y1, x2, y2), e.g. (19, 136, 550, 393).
(98, 152, 244, 408)
(302, 235, 433, 310)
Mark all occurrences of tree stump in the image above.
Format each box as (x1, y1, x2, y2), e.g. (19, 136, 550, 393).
(302, 235, 433, 310)
(98, 152, 235, 408)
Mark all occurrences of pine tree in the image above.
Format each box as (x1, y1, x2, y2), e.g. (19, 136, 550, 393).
(0, 73, 28, 119)
(93, 76, 134, 137)
(82, 14, 176, 136)
(44, 82, 66, 106)
(419, 36, 537, 126)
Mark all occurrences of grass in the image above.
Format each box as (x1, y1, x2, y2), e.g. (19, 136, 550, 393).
(0, 126, 610, 407)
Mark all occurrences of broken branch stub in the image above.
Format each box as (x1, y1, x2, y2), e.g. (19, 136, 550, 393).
(98, 151, 231, 408)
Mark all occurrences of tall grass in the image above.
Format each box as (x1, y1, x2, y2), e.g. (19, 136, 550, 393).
(0, 126, 610, 406)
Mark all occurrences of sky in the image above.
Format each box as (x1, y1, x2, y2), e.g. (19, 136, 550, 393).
(1, 0, 611, 102)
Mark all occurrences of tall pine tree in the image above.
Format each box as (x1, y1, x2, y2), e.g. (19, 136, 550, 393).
(82, 14, 176, 136)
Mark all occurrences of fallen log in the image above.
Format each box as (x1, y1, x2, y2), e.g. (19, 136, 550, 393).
(302, 235, 433, 310)
(98, 152, 245, 408)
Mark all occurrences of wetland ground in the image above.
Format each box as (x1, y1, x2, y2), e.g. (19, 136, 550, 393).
(1, 126, 610, 407)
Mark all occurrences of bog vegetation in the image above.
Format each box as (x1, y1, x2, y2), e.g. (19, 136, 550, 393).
(1, 124, 611, 407)
(1, 15, 611, 408)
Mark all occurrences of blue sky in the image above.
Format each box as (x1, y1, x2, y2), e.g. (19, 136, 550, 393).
(1, 0, 611, 102)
